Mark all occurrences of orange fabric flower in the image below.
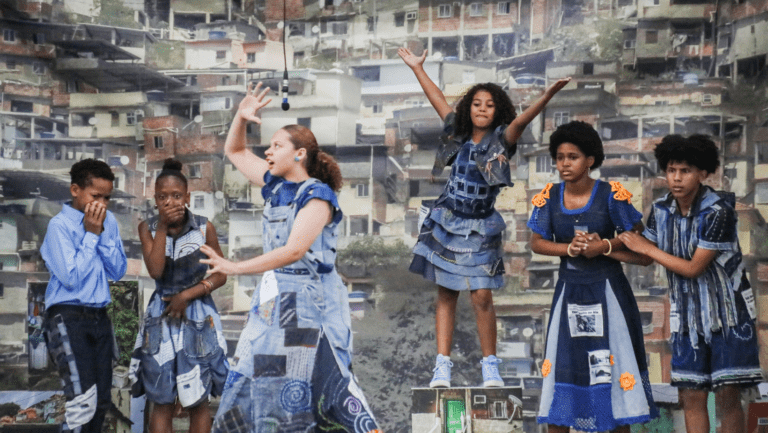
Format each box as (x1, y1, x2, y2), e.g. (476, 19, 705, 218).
(620, 372, 635, 391)
(532, 183, 554, 208)
(609, 181, 633, 204)
(541, 359, 552, 377)
(610, 355, 614, 366)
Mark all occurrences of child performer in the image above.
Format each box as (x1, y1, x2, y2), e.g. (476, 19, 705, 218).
(528, 121, 658, 432)
(398, 46, 569, 388)
(200, 83, 381, 433)
(620, 134, 761, 433)
(41, 158, 127, 433)
(129, 158, 229, 433)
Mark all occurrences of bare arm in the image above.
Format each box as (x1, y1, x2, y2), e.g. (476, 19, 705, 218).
(139, 220, 168, 280)
(504, 77, 571, 146)
(226, 82, 273, 187)
(200, 199, 333, 275)
(530, 232, 573, 257)
(398, 48, 452, 120)
(618, 231, 718, 279)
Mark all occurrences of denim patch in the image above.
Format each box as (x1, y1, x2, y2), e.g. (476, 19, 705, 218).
(258, 298, 276, 326)
(182, 316, 219, 358)
(253, 355, 286, 377)
(284, 328, 319, 348)
(279, 292, 297, 329)
(280, 380, 311, 414)
(212, 406, 249, 433)
(223, 370, 244, 392)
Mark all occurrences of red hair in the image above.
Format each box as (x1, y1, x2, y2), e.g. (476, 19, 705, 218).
(281, 125, 343, 191)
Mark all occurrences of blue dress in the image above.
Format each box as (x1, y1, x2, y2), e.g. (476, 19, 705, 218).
(528, 180, 658, 431)
(212, 173, 380, 433)
(129, 211, 229, 408)
(410, 113, 513, 291)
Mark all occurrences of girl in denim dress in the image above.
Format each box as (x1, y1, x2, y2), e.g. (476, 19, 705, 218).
(398, 47, 570, 387)
(200, 83, 380, 433)
(130, 158, 229, 433)
(528, 122, 657, 432)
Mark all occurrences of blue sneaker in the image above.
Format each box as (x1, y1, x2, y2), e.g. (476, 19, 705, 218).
(481, 355, 504, 387)
(429, 354, 453, 388)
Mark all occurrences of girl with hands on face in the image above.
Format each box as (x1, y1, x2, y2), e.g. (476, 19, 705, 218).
(129, 158, 229, 433)
(527, 121, 657, 433)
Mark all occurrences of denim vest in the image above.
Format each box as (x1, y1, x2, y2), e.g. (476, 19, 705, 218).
(149, 211, 209, 296)
(263, 178, 338, 279)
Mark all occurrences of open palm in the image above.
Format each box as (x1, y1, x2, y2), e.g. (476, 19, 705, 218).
(238, 82, 273, 124)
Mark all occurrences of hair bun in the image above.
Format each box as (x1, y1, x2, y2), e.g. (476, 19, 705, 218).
(162, 158, 183, 171)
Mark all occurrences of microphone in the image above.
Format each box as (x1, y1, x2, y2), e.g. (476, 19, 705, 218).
(281, 70, 290, 111)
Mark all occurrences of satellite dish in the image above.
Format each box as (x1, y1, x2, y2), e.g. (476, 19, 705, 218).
(311, 25, 320, 33)
(88, 117, 98, 125)
(120, 155, 129, 165)
(277, 21, 285, 29)
(403, 144, 412, 153)
(193, 115, 203, 123)
(214, 191, 224, 199)
(523, 327, 534, 338)
(432, 51, 443, 61)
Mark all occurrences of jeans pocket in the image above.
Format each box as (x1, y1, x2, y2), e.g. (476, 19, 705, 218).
(141, 317, 162, 356)
(183, 316, 219, 358)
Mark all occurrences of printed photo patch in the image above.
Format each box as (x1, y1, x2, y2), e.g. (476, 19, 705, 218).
(567, 303, 604, 337)
(284, 328, 320, 348)
(253, 354, 287, 377)
(587, 349, 612, 385)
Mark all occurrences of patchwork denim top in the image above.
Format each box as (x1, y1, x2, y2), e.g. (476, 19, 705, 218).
(262, 176, 342, 278)
(148, 211, 209, 296)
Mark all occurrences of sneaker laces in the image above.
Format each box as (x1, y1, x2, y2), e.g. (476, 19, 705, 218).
(434, 356, 453, 373)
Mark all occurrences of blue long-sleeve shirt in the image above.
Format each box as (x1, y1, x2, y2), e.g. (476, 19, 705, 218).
(41, 203, 127, 308)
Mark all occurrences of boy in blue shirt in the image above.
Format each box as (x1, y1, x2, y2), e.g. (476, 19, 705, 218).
(620, 135, 761, 433)
(41, 159, 127, 433)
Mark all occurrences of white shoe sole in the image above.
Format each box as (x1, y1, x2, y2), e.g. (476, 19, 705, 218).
(429, 379, 450, 388)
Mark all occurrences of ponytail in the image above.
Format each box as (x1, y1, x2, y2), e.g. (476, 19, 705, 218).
(282, 125, 344, 191)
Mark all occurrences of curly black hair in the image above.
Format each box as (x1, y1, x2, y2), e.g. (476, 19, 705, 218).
(548, 121, 604, 169)
(454, 83, 516, 139)
(654, 134, 720, 174)
(70, 158, 115, 188)
(156, 158, 188, 188)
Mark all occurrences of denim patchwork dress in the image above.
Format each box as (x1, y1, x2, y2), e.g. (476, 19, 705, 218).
(212, 174, 380, 433)
(129, 211, 229, 408)
(528, 180, 658, 432)
(409, 113, 513, 291)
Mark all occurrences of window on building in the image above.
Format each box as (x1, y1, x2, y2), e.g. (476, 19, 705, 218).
(189, 164, 202, 179)
(583, 62, 594, 75)
(154, 136, 163, 149)
(640, 311, 654, 334)
(756, 182, 768, 204)
(353, 66, 381, 82)
(216, 50, 226, 60)
(331, 22, 347, 35)
(491, 401, 507, 418)
(370, 102, 382, 113)
(67, 79, 78, 92)
(3, 29, 16, 42)
(298, 117, 311, 129)
(355, 183, 369, 197)
(0, 283, 4, 297)
(470, 3, 484, 16)
(702, 94, 713, 104)
(654, 100, 669, 106)
(247, 52, 255, 63)
(33, 33, 45, 45)
(349, 216, 368, 235)
(757, 143, 768, 164)
(536, 155, 554, 173)
(32, 63, 46, 75)
(194, 195, 205, 209)
(72, 112, 95, 127)
(554, 111, 570, 127)
(624, 39, 636, 49)
(474, 395, 486, 404)
(6, 60, 15, 70)
(498, 1, 511, 14)
(222, 76, 230, 85)
(646, 30, 658, 44)
(394, 12, 405, 27)
(126, 112, 136, 125)
(225, 98, 232, 109)
(367, 16, 377, 32)
(111, 111, 119, 127)
(113, 176, 120, 190)
(516, 214, 529, 242)
(438, 4, 452, 17)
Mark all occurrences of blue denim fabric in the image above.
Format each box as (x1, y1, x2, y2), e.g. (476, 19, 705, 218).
(43, 305, 114, 433)
(213, 178, 378, 432)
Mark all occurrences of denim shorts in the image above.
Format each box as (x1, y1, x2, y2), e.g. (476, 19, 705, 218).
(671, 318, 762, 390)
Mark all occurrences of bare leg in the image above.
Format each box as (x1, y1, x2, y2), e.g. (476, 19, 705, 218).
(470, 289, 496, 357)
(611, 424, 631, 433)
(188, 401, 213, 433)
(680, 388, 710, 433)
(548, 424, 569, 433)
(149, 402, 175, 433)
(716, 386, 745, 433)
(436, 286, 459, 356)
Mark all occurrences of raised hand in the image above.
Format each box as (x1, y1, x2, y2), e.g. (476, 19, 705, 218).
(398, 47, 427, 70)
(83, 201, 106, 235)
(237, 81, 273, 124)
(545, 77, 571, 97)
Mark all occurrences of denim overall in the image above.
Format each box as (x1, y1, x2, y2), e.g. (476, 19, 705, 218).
(129, 212, 229, 408)
(213, 178, 380, 433)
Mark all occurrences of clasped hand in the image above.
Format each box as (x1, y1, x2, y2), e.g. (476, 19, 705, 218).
(569, 230, 607, 259)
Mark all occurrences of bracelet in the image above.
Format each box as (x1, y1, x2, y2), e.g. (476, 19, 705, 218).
(200, 279, 213, 295)
(602, 239, 612, 256)
(566, 243, 578, 257)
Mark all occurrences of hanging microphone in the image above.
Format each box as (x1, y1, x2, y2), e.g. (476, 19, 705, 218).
(281, 70, 290, 111)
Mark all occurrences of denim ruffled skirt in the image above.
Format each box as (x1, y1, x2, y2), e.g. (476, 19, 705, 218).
(410, 205, 506, 291)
